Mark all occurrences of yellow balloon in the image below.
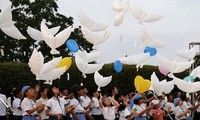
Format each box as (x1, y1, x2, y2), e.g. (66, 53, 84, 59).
(56, 57, 72, 71)
(134, 75, 151, 94)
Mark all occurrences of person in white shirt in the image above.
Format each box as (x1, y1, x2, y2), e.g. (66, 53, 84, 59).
(36, 86, 49, 120)
(80, 86, 94, 120)
(131, 94, 152, 120)
(99, 93, 120, 120)
(12, 88, 23, 120)
(21, 85, 45, 120)
(69, 85, 88, 120)
(46, 85, 69, 120)
(181, 93, 200, 120)
(0, 89, 7, 120)
(90, 90, 104, 120)
(165, 93, 175, 120)
(173, 98, 190, 120)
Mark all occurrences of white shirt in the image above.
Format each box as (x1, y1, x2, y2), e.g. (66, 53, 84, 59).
(70, 98, 85, 113)
(0, 94, 7, 116)
(195, 102, 200, 112)
(101, 106, 116, 120)
(174, 106, 186, 120)
(21, 97, 37, 116)
(7, 96, 15, 112)
(46, 97, 67, 115)
(132, 104, 147, 117)
(36, 98, 49, 119)
(12, 98, 22, 116)
(182, 101, 191, 116)
(80, 95, 91, 108)
(119, 107, 131, 120)
(165, 102, 175, 114)
(90, 97, 102, 115)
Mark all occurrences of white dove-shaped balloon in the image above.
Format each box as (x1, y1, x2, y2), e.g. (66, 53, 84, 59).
(0, 2, 26, 39)
(118, 53, 150, 70)
(113, 0, 130, 27)
(175, 47, 196, 60)
(94, 71, 112, 91)
(75, 54, 104, 78)
(190, 66, 200, 79)
(77, 11, 108, 32)
(130, 4, 163, 24)
(40, 21, 73, 54)
(151, 72, 174, 95)
(112, 0, 123, 13)
(28, 49, 62, 80)
(27, 26, 60, 44)
(81, 25, 110, 47)
(157, 54, 194, 77)
(41, 66, 66, 85)
(77, 50, 101, 63)
(172, 75, 200, 93)
(139, 25, 165, 47)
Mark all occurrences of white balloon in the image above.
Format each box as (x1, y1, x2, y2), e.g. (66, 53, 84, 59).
(0, 2, 26, 40)
(151, 72, 174, 95)
(172, 75, 200, 93)
(94, 71, 112, 91)
(112, 0, 123, 13)
(119, 53, 150, 70)
(77, 50, 101, 62)
(139, 25, 165, 48)
(28, 49, 44, 78)
(28, 49, 63, 80)
(41, 21, 73, 54)
(81, 25, 110, 46)
(157, 54, 194, 75)
(190, 66, 200, 79)
(121, 0, 130, 14)
(77, 11, 108, 32)
(75, 54, 104, 78)
(175, 47, 196, 60)
(130, 4, 163, 23)
(41, 66, 66, 85)
(40, 57, 62, 75)
(114, 13, 124, 27)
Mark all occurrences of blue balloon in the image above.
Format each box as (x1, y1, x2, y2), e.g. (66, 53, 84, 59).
(144, 46, 157, 56)
(66, 39, 79, 53)
(114, 60, 123, 73)
(183, 76, 195, 82)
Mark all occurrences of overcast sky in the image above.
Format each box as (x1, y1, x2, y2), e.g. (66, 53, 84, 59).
(1, 0, 200, 65)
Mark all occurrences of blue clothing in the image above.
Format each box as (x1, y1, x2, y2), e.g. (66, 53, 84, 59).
(22, 116, 37, 120)
(72, 114, 86, 120)
(134, 116, 147, 120)
(129, 100, 134, 110)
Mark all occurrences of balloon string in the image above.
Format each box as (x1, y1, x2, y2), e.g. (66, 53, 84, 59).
(153, 94, 173, 120)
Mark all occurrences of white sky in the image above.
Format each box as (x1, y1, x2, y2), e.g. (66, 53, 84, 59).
(1, 0, 200, 65)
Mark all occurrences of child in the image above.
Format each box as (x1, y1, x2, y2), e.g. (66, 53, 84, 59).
(118, 100, 138, 120)
(21, 85, 45, 120)
(12, 88, 23, 120)
(150, 100, 164, 120)
(99, 93, 120, 120)
(173, 98, 190, 120)
(36, 86, 49, 120)
(46, 85, 68, 120)
(90, 90, 104, 120)
(69, 85, 89, 120)
(131, 94, 152, 120)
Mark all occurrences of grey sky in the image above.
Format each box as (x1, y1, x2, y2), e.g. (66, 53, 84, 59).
(1, 0, 200, 65)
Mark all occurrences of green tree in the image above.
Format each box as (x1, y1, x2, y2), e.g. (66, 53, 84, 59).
(0, 0, 93, 63)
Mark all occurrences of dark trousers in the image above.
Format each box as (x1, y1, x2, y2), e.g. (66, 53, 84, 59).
(91, 114, 104, 120)
(0, 116, 7, 120)
(49, 117, 63, 120)
(14, 115, 23, 120)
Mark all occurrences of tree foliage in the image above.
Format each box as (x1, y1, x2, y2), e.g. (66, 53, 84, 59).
(0, 0, 93, 63)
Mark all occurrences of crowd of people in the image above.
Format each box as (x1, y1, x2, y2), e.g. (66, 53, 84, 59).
(0, 85, 200, 120)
